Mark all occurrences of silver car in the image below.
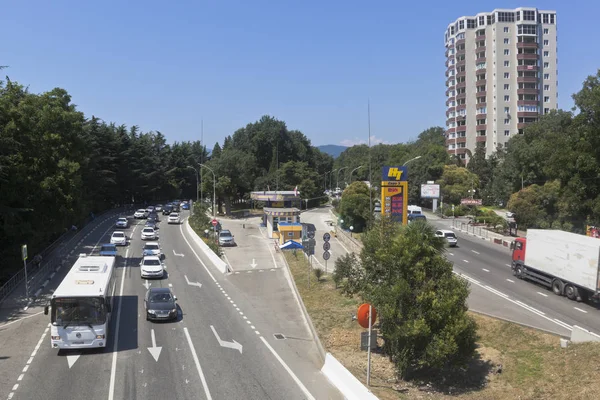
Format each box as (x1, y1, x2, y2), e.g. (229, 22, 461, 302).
(218, 230, 236, 246)
(435, 230, 458, 247)
(115, 217, 129, 228)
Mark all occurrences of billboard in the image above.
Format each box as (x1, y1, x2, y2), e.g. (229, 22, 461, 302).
(461, 198, 482, 206)
(381, 166, 408, 182)
(420, 184, 440, 199)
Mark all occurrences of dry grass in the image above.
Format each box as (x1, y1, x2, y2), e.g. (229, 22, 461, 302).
(284, 252, 600, 400)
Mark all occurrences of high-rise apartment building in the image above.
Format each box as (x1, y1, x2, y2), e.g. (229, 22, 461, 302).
(444, 8, 558, 160)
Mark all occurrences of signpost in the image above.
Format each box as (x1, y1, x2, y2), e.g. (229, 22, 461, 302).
(21, 245, 29, 299)
(357, 303, 377, 387)
(323, 233, 331, 273)
(211, 219, 218, 227)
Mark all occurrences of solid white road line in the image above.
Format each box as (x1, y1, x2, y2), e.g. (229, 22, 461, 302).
(179, 223, 217, 282)
(108, 249, 129, 400)
(471, 250, 480, 255)
(537, 292, 548, 297)
(506, 278, 515, 283)
(259, 337, 316, 400)
(463, 260, 470, 263)
(0, 311, 45, 329)
(184, 327, 213, 400)
(482, 268, 489, 272)
(574, 307, 588, 314)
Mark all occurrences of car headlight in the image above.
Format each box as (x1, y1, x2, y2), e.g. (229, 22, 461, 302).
(148, 310, 156, 314)
(171, 308, 177, 314)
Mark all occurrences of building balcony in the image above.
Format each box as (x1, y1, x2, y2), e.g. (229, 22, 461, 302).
(456, 93, 466, 100)
(517, 123, 527, 129)
(517, 41, 538, 49)
(446, 127, 456, 134)
(456, 104, 466, 111)
(456, 38, 465, 46)
(447, 148, 457, 155)
(456, 60, 466, 68)
(475, 46, 486, 53)
(446, 76, 454, 85)
(476, 91, 487, 97)
(445, 138, 456, 145)
(518, 112, 540, 118)
(517, 100, 539, 106)
(446, 107, 456, 116)
(456, 70, 466, 78)
(476, 57, 486, 64)
(456, 148, 468, 154)
(476, 67, 487, 74)
(517, 76, 538, 83)
(446, 97, 456, 106)
(475, 124, 487, 131)
(517, 88, 539, 95)
(456, 47, 466, 56)
(476, 78, 486, 85)
(456, 81, 466, 89)
(476, 102, 487, 108)
(517, 65, 539, 72)
(456, 136, 467, 143)
(476, 135, 487, 142)
(446, 84, 455, 92)
(456, 125, 467, 133)
(475, 113, 486, 119)
(517, 53, 538, 60)
(475, 35, 485, 41)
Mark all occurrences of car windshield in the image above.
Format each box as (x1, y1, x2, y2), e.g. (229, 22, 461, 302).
(170, 213, 179, 217)
(137, 209, 146, 212)
(100, 245, 115, 252)
(444, 233, 456, 239)
(143, 259, 161, 266)
(113, 232, 124, 238)
(145, 244, 159, 250)
(118, 218, 127, 222)
(150, 293, 172, 303)
(220, 231, 232, 238)
(51, 297, 106, 326)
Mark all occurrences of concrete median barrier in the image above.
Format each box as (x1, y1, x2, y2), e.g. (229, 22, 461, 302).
(184, 220, 229, 274)
(321, 353, 379, 400)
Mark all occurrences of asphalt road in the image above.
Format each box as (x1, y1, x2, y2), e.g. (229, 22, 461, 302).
(1, 211, 341, 400)
(297, 208, 348, 272)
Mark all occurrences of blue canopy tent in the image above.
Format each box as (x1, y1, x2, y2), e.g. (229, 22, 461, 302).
(279, 240, 304, 250)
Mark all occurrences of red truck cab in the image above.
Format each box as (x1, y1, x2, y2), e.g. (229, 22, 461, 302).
(511, 237, 527, 264)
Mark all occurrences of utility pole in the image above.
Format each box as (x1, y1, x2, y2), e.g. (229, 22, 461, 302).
(200, 119, 203, 204)
(368, 100, 372, 223)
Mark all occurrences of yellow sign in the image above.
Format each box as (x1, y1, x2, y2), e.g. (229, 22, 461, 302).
(380, 181, 403, 187)
(380, 181, 408, 225)
(387, 167, 404, 181)
(75, 280, 95, 285)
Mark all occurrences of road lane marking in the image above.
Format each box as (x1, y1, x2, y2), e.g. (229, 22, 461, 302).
(448, 252, 454, 256)
(259, 337, 316, 400)
(482, 268, 489, 272)
(515, 300, 545, 315)
(108, 249, 129, 400)
(0, 311, 44, 329)
(471, 250, 480, 255)
(483, 285, 509, 299)
(574, 307, 588, 314)
(505, 264, 511, 267)
(184, 327, 213, 400)
(463, 260, 469, 263)
(506, 279, 515, 283)
(179, 223, 217, 282)
(537, 292, 548, 297)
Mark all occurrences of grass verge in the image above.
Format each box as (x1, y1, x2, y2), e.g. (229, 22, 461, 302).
(284, 251, 600, 400)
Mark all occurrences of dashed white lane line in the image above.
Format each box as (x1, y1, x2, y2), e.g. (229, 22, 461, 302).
(505, 264, 511, 267)
(448, 252, 454, 256)
(537, 292, 548, 297)
(471, 250, 480, 255)
(506, 278, 515, 283)
(463, 259, 469, 263)
(574, 307, 588, 314)
(7, 323, 50, 399)
(482, 268, 490, 272)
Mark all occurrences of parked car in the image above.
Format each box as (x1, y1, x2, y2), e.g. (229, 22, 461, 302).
(144, 287, 177, 321)
(435, 229, 458, 247)
(99, 243, 118, 256)
(218, 230, 236, 246)
(110, 231, 127, 246)
(115, 217, 129, 228)
(141, 227, 158, 240)
(134, 209, 147, 219)
(143, 242, 162, 258)
(168, 212, 181, 224)
(140, 256, 165, 279)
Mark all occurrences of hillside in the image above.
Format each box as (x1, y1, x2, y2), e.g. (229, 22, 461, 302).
(317, 144, 347, 158)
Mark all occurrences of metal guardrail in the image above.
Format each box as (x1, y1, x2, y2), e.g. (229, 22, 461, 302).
(0, 206, 130, 305)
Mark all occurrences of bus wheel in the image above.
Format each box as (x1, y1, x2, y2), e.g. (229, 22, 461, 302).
(565, 284, 579, 301)
(552, 279, 564, 296)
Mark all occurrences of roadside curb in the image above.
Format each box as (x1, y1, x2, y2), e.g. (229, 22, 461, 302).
(468, 309, 570, 339)
(280, 253, 326, 363)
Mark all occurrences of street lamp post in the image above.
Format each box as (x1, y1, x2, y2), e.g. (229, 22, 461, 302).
(336, 167, 348, 190)
(200, 163, 217, 240)
(329, 169, 338, 192)
(187, 166, 200, 203)
(348, 165, 363, 183)
(402, 155, 422, 166)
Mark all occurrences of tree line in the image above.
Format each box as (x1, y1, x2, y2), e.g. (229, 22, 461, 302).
(0, 76, 332, 282)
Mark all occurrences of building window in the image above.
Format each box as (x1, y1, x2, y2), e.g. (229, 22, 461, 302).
(544, 51, 549, 57)
(544, 28, 549, 34)
(544, 108, 550, 114)
(504, 49, 510, 55)
(504, 118, 510, 124)
(543, 14, 549, 24)
(544, 73, 550, 80)
(504, 84, 510, 90)
(504, 130, 510, 136)
(504, 60, 510, 67)
(544, 39, 549, 45)
(479, 16, 485, 26)
(523, 10, 536, 21)
(504, 72, 510, 79)
(498, 12, 515, 22)
(504, 95, 510, 101)
(459, 20, 464, 30)
(518, 24, 537, 35)
(504, 26, 509, 33)
(544, 84, 549, 90)
(544, 96, 550, 102)
(504, 38, 509, 44)
(544, 62, 549, 68)
(467, 19, 476, 29)
(504, 107, 510, 113)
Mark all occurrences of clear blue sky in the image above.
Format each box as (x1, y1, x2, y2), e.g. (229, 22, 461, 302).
(2, 1, 598, 148)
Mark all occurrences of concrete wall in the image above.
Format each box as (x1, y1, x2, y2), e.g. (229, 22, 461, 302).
(321, 353, 379, 400)
(184, 220, 229, 274)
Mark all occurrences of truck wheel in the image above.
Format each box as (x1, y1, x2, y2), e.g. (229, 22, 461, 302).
(514, 265, 524, 278)
(552, 279, 564, 296)
(564, 284, 579, 301)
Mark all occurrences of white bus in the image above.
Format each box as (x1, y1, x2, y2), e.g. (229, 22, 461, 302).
(44, 254, 117, 349)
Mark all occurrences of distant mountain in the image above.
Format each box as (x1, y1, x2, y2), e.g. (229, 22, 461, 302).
(317, 144, 348, 158)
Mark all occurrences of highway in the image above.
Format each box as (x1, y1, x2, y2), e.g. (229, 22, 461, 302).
(1, 211, 341, 400)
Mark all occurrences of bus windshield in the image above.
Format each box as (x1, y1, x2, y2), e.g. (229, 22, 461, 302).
(51, 297, 106, 327)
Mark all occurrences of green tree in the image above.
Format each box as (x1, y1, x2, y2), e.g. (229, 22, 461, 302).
(338, 181, 371, 231)
(437, 165, 479, 205)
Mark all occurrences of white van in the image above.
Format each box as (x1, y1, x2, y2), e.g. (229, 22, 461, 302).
(407, 205, 422, 215)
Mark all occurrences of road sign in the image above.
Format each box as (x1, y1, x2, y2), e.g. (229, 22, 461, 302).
(323, 232, 331, 242)
(323, 251, 330, 261)
(307, 230, 315, 239)
(357, 303, 377, 329)
(211, 219, 218, 227)
(323, 241, 331, 251)
(21, 244, 27, 261)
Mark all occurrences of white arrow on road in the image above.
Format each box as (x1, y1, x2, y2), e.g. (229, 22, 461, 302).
(67, 353, 81, 368)
(147, 329, 162, 361)
(250, 259, 257, 269)
(142, 279, 150, 290)
(184, 275, 202, 288)
(210, 325, 242, 354)
(173, 249, 185, 257)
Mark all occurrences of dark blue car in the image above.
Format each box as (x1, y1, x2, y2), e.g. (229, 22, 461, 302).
(182, 202, 190, 210)
(99, 243, 118, 257)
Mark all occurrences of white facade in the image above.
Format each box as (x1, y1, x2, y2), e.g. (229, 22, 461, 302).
(444, 8, 558, 160)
